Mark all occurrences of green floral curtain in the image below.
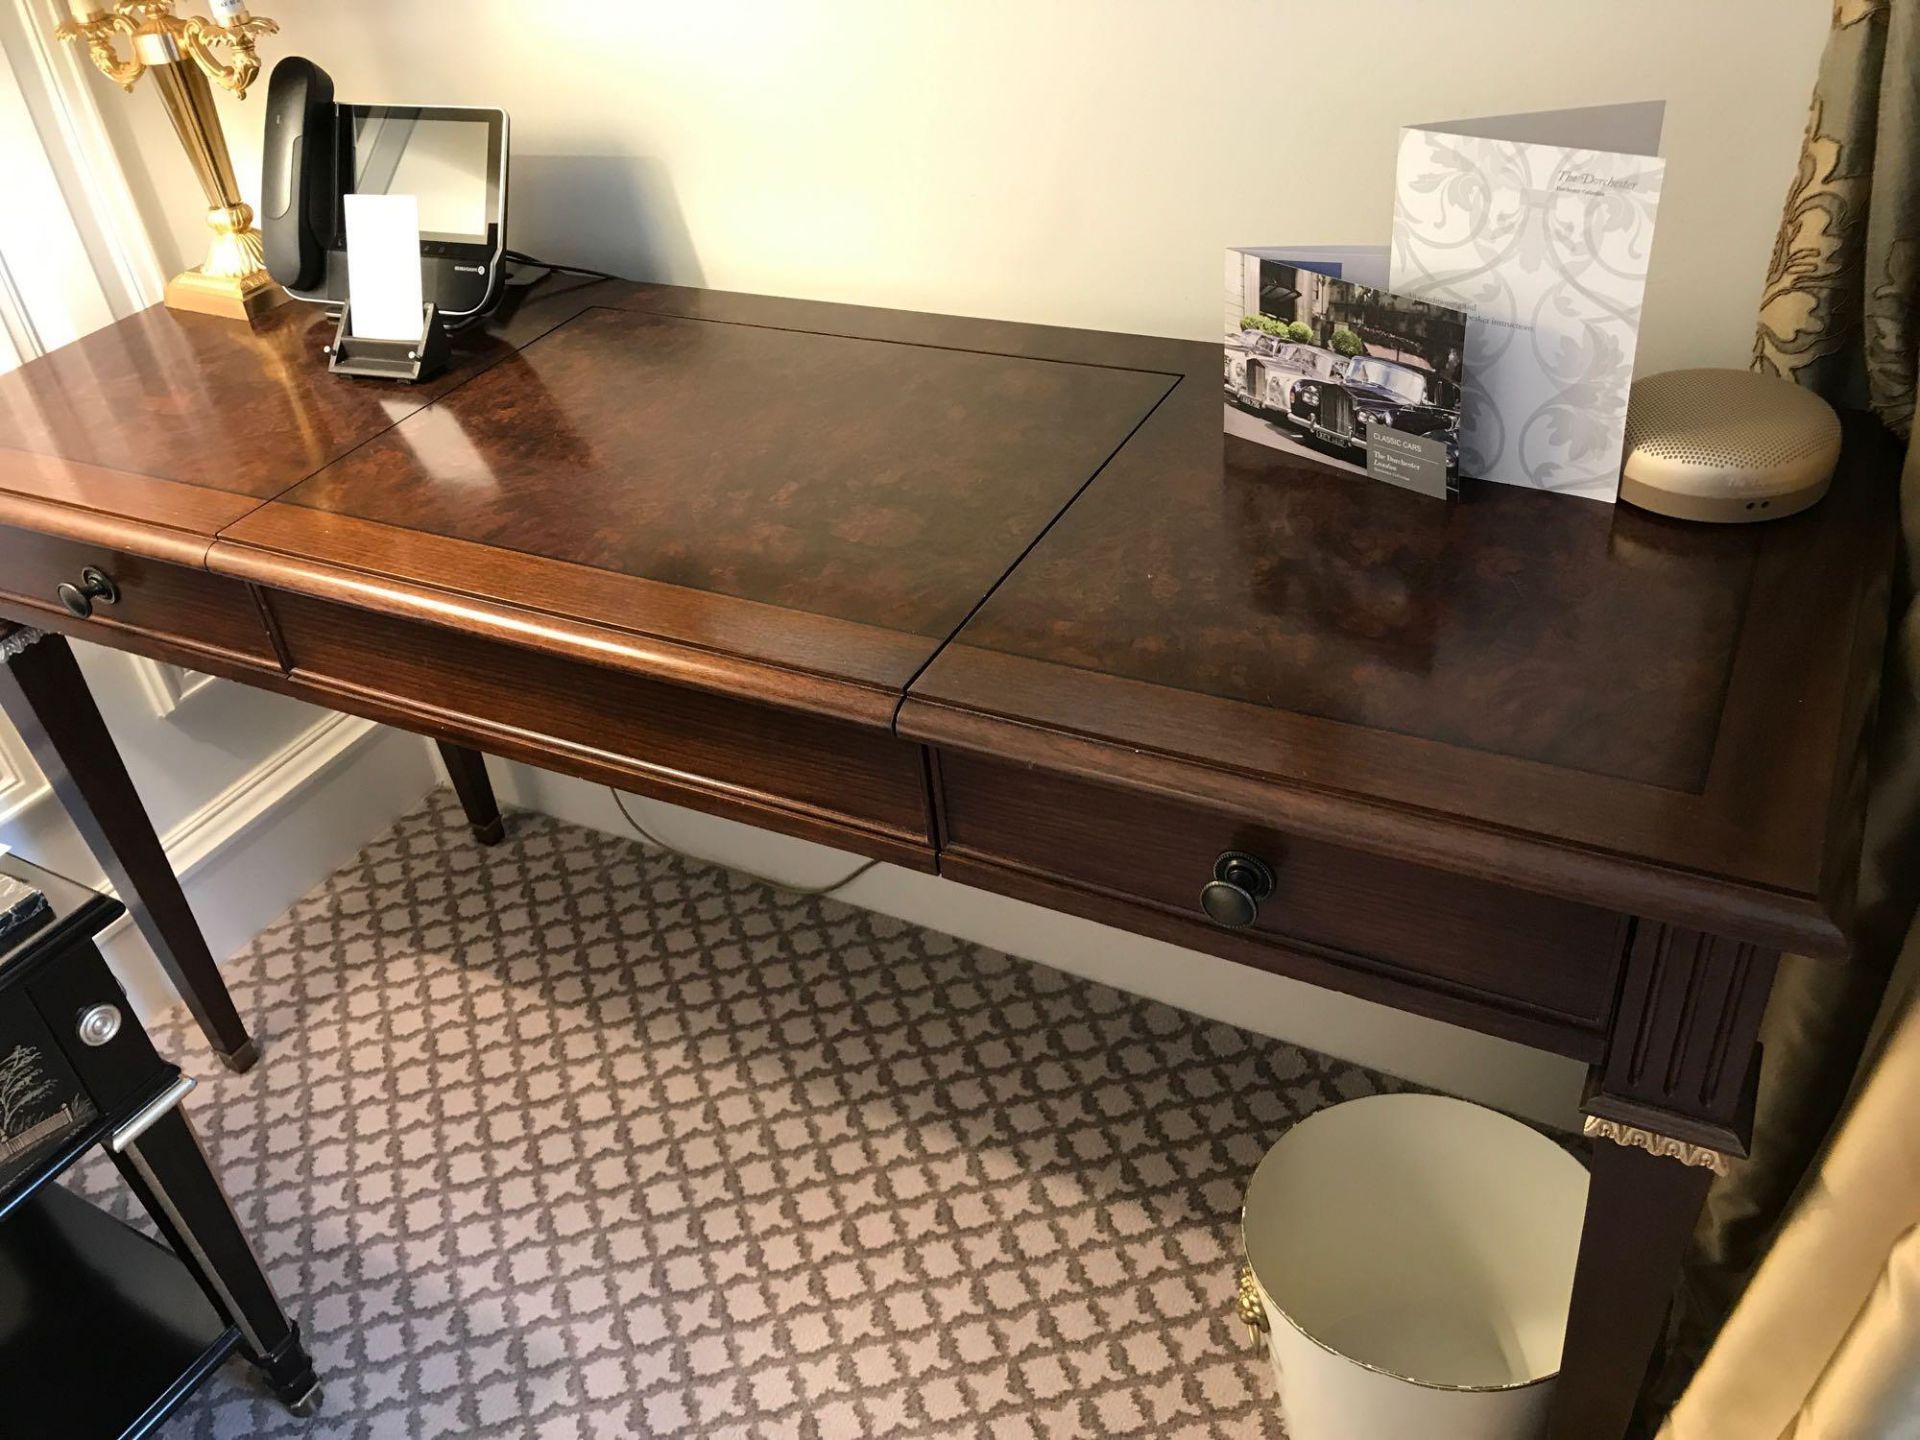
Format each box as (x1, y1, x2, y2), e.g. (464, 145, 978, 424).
(1652, 2, 1920, 1434)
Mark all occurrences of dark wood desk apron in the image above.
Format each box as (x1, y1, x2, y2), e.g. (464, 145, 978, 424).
(0, 282, 1895, 1440)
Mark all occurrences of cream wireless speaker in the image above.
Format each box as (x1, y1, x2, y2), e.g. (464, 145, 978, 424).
(1619, 368, 1842, 523)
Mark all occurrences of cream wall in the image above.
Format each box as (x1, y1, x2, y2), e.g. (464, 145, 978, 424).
(78, 1, 1830, 1122)
(111, 0, 1824, 372)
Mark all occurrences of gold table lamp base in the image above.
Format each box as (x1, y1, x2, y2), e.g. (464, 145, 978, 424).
(163, 269, 283, 322)
(162, 203, 284, 321)
(59, 2, 285, 325)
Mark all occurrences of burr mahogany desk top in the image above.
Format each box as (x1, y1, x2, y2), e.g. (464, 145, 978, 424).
(0, 280, 1891, 961)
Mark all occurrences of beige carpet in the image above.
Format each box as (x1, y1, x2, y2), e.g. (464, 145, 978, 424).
(71, 789, 1409, 1439)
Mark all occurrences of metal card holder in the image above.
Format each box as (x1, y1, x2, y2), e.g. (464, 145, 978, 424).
(325, 302, 450, 383)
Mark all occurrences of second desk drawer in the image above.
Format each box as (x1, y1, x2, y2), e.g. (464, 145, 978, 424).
(0, 525, 279, 666)
(936, 752, 1627, 1051)
(267, 592, 936, 867)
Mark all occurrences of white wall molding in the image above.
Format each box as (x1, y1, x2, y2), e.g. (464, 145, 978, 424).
(94, 711, 380, 949)
(130, 658, 215, 719)
(0, 720, 47, 826)
(151, 711, 379, 886)
(6, 0, 167, 315)
(0, 249, 42, 367)
(0, 26, 112, 351)
(95, 713, 437, 1019)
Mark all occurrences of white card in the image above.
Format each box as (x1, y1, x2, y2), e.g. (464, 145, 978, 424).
(343, 192, 424, 343)
(1390, 103, 1666, 503)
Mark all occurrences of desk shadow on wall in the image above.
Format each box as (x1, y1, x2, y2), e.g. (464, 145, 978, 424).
(507, 155, 704, 288)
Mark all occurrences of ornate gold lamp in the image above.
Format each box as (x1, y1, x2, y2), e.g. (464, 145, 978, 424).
(57, 0, 282, 322)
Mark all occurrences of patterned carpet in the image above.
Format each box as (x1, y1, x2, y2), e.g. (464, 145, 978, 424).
(70, 789, 1408, 1439)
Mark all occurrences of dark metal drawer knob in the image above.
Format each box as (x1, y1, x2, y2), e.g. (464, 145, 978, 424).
(55, 566, 119, 619)
(1200, 851, 1276, 929)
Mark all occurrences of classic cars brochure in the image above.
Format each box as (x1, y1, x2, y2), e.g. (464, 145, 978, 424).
(1389, 102, 1667, 503)
(1224, 247, 1469, 499)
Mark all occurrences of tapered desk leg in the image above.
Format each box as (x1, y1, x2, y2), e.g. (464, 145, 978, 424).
(113, 1104, 321, 1413)
(1546, 923, 1776, 1440)
(437, 739, 506, 844)
(0, 627, 256, 1071)
(1550, 1141, 1715, 1439)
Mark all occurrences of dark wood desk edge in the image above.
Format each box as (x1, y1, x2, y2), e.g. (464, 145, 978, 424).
(900, 689, 1849, 958)
(0, 483, 231, 570)
(0, 609, 936, 872)
(247, 662, 936, 870)
(1692, 412, 1898, 912)
(206, 528, 916, 731)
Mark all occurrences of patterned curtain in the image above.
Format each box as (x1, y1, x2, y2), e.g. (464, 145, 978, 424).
(1655, 2, 1920, 1435)
(1755, 0, 1919, 432)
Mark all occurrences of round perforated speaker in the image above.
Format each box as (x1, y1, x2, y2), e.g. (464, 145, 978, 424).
(1620, 368, 1841, 523)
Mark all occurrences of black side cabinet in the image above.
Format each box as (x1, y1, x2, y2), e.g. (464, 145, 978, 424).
(0, 854, 319, 1438)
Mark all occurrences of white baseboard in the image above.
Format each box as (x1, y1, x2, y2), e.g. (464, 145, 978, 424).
(490, 757, 1587, 1129)
(78, 714, 436, 1021)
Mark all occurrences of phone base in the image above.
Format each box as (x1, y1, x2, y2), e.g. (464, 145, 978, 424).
(324, 302, 451, 383)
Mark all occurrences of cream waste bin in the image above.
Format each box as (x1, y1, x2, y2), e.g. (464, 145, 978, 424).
(1239, 1094, 1589, 1440)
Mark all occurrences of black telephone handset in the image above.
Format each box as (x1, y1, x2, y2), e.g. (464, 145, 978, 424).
(261, 57, 337, 291)
(260, 58, 510, 323)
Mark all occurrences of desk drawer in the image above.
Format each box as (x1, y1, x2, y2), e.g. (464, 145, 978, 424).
(0, 526, 279, 666)
(935, 753, 1627, 1055)
(267, 592, 936, 868)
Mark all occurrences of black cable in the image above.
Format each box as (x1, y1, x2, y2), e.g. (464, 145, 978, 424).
(606, 788, 880, 898)
(503, 249, 621, 284)
(324, 251, 617, 336)
(437, 252, 617, 335)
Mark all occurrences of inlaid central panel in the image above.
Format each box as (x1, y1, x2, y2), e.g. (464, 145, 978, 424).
(276, 305, 1176, 639)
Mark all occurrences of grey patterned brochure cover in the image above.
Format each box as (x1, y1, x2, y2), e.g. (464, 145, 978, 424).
(1390, 102, 1666, 503)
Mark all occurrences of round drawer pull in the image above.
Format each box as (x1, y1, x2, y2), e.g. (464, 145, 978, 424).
(1200, 851, 1276, 929)
(55, 566, 120, 620)
(77, 1002, 123, 1047)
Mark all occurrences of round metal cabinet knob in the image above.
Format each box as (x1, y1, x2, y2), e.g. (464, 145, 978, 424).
(55, 566, 119, 619)
(77, 1002, 123, 1047)
(1200, 851, 1277, 929)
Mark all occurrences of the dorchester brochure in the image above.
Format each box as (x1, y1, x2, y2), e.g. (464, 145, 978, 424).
(1389, 102, 1666, 503)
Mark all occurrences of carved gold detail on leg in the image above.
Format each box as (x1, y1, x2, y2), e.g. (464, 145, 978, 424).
(1583, 1115, 1731, 1174)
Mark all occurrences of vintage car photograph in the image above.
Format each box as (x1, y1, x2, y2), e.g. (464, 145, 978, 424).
(1223, 331, 1347, 421)
(1293, 356, 1461, 469)
(1224, 250, 1467, 485)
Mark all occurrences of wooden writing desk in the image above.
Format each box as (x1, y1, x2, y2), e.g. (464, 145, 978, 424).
(0, 281, 1895, 1440)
